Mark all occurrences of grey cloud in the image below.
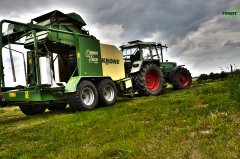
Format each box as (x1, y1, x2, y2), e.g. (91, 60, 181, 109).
(0, 0, 239, 77)
(0, 0, 227, 44)
(222, 40, 240, 48)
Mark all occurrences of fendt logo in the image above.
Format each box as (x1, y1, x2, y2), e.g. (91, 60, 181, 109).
(85, 49, 99, 64)
(101, 58, 120, 65)
(221, 0, 239, 20)
(222, 9, 238, 16)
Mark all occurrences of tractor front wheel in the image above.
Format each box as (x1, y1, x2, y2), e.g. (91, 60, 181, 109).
(134, 63, 164, 96)
(19, 105, 46, 115)
(97, 79, 117, 106)
(169, 67, 192, 89)
(68, 80, 98, 111)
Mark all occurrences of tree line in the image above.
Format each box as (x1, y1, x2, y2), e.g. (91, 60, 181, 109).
(197, 71, 229, 81)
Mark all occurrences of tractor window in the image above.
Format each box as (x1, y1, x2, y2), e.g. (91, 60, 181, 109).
(142, 47, 151, 59)
(122, 47, 139, 62)
(151, 46, 159, 60)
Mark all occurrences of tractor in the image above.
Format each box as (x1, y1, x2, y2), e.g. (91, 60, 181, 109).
(120, 40, 192, 95)
(0, 10, 132, 115)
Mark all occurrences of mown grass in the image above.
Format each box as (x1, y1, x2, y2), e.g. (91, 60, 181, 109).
(0, 80, 240, 159)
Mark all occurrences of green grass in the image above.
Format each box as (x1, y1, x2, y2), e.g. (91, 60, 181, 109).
(1, 81, 240, 159)
(228, 72, 240, 103)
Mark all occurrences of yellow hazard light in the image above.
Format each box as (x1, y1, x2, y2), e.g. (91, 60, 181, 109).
(77, 53, 81, 59)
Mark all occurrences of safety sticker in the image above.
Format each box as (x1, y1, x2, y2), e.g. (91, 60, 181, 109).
(25, 91, 29, 99)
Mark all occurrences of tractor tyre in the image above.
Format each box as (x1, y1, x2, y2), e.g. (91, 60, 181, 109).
(169, 67, 192, 89)
(19, 105, 46, 115)
(97, 79, 117, 107)
(134, 63, 164, 96)
(68, 80, 98, 111)
(47, 103, 67, 111)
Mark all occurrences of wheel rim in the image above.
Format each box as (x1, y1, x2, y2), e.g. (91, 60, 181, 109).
(145, 70, 160, 91)
(81, 87, 95, 106)
(104, 85, 115, 102)
(178, 70, 190, 87)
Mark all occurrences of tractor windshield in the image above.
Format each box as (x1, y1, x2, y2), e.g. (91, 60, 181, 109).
(122, 47, 139, 62)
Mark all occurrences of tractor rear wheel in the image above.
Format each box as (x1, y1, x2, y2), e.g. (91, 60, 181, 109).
(19, 105, 46, 115)
(47, 103, 67, 111)
(134, 63, 164, 96)
(97, 79, 117, 106)
(169, 67, 192, 89)
(68, 80, 98, 111)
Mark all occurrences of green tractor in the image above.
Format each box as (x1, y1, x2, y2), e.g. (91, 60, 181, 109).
(120, 40, 192, 95)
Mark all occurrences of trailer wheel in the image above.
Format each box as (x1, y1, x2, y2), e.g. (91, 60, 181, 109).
(97, 79, 117, 106)
(169, 67, 192, 89)
(134, 63, 164, 96)
(19, 105, 46, 115)
(68, 80, 98, 111)
(47, 103, 67, 111)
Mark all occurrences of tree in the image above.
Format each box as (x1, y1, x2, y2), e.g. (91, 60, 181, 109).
(209, 72, 215, 80)
(220, 71, 228, 78)
(197, 74, 209, 81)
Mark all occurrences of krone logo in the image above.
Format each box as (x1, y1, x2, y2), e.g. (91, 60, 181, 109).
(85, 49, 99, 63)
(102, 58, 120, 65)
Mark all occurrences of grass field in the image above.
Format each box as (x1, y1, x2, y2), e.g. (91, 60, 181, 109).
(0, 80, 240, 159)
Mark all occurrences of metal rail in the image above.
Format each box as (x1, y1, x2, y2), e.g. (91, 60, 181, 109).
(3, 46, 27, 86)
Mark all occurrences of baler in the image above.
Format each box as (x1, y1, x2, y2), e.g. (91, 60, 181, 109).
(0, 10, 132, 115)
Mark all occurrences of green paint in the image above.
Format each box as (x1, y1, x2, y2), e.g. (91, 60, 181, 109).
(160, 62, 177, 72)
(78, 36, 103, 77)
(27, 51, 35, 85)
(65, 76, 81, 93)
(231, 9, 238, 12)
(3, 88, 66, 102)
(33, 30, 41, 86)
(0, 22, 4, 88)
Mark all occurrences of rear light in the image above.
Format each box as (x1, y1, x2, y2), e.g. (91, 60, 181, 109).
(0, 93, 3, 100)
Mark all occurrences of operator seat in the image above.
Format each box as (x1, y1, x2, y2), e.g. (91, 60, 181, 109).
(130, 50, 140, 62)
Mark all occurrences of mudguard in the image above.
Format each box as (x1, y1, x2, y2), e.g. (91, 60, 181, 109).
(171, 65, 185, 72)
(64, 76, 82, 93)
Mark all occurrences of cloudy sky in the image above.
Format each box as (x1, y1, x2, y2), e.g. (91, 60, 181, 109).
(0, 0, 240, 85)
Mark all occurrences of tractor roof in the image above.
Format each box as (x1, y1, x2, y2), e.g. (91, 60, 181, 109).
(120, 40, 157, 48)
(32, 10, 87, 26)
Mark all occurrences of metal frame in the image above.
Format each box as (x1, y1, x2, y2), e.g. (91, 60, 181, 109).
(0, 19, 92, 90)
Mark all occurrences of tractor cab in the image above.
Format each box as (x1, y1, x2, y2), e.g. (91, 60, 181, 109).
(120, 40, 169, 75)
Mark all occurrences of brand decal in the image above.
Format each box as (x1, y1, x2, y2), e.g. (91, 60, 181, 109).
(221, 0, 239, 20)
(85, 49, 99, 63)
(222, 9, 238, 16)
(102, 58, 120, 65)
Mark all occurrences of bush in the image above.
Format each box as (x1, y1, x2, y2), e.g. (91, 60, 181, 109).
(197, 72, 229, 82)
(197, 74, 209, 81)
(220, 71, 229, 78)
(228, 71, 240, 102)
